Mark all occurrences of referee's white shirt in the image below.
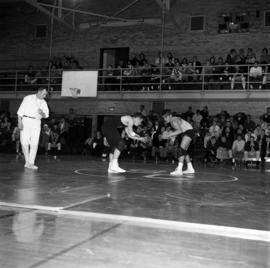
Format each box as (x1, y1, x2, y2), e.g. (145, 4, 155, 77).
(17, 94, 49, 121)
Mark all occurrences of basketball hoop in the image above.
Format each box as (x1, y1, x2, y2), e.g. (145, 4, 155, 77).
(69, 88, 81, 98)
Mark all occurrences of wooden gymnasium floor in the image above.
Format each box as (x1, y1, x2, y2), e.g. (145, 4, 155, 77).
(0, 154, 269, 268)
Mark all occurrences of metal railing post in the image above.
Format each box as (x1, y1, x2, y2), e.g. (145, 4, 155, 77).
(120, 68, 123, 92)
(202, 67, 205, 91)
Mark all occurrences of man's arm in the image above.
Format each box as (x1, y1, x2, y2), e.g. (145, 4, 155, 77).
(163, 118, 183, 139)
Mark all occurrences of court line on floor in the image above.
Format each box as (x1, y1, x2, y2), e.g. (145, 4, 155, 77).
(57, 210, 270, 243)
(1, 202, 269, 242)
(62, 195, 108, 210)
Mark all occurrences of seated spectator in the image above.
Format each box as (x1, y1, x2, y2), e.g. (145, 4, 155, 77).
(204, 136, 218, 163)
(226, 49, 237, 65)
(232, 135, 245, 164)
(249, 59, 263, 89)
(48, 124, 61, 158)
(222, 126, 234, 145)
(154, 51, 166, 67)
(209, 119, 221, 138)
(192, 110, 203, 131)
(260, 135, 270, 165)
(244, 136, 260, 164)
(91, 131, 104, 157)
(260, 48, 270, 64)
(246, 48, 256, 64)
(216, 136, 232, 162)
(244, 115, 256, 132)
(260, 107, 270, 124)
(24, 65, 38, 84)
(39, 124, 51, 154)
(138, 52, 147, 66)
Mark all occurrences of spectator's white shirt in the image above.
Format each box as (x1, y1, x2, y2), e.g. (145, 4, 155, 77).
(249, 66, 262, 77)
(17, 94, 49, 120)
(232, 140, 245, 152)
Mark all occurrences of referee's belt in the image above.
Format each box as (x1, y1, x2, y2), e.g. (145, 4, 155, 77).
(23, 115, 37, 119)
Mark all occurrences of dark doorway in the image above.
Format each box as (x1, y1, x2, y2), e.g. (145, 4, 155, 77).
(100, 47, 129, 68)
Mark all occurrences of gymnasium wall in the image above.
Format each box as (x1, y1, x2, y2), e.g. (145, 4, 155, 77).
(6, 98, 268, 122)
(1, 0, 270, 69)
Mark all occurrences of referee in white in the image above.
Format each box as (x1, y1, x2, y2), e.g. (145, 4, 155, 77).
(17, 87, 49, 170)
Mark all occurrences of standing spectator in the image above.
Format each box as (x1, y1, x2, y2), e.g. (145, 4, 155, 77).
(249, 60, 263, 89)
(232, 135, 245, 165)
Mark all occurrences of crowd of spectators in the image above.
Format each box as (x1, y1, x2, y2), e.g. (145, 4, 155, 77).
(1, 105, 270, 168)
(103, 47, 270, 91)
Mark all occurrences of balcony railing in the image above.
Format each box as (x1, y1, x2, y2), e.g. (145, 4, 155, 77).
(0, 64, 269, 92)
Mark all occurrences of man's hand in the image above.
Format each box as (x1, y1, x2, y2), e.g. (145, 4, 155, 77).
(38, 108, 46, 118)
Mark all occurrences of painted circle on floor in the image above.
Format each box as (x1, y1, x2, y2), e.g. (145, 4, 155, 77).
(74, 168, 239, 183)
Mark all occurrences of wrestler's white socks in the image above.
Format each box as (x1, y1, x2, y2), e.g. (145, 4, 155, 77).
(183, 162, 195, 174)
(170, 162, 183, 176)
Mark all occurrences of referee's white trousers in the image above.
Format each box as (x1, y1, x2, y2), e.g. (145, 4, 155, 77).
(20, 117, 41, 165)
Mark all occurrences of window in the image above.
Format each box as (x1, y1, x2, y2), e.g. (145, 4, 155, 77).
(190, 15, 205, 31)
(264, 11, 270, 27)
(35, 25, 47, 38)
(218, 12, 249, 34)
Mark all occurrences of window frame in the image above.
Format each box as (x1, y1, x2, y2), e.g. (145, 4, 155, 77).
(190, 15, 205, 32)
(35, 24, 48, 39)
(264, 10, 270, 27)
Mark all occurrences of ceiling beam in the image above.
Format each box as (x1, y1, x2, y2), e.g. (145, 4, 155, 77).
(38, 2, 142, 22)
(24, 0, 73, 29)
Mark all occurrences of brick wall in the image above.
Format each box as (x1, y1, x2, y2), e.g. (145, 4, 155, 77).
(1, 0, 270, 68)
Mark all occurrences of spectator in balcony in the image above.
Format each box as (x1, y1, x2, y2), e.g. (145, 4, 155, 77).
(104, 64, 117, 91)
(249, 59, 263, 89)
(231, 51, 247, 90)
(246, 48, 256, 64)
(202, 59, 214, 84)
(260, 48, 270, 64)
(170, 61, 183, 82)
(226, 49, 237, 65)
(165, 52, 175, 64)
(24, 66, 38, 85)
(130, 53, 139, 67)
(232, 134, 245, 165)
(138, 52, 147, 66)
(244, 136, 260, 165)
(165, 57, 175, 75)
(213, 56, 225, 84)
(191, 56, 202, 81)
(155, 51, 166, 67)
(204, 136, 218, 163)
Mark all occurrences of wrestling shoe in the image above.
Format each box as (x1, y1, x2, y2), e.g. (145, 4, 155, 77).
(27, 164, 38, 170)
(170, 166, 183, 176)
(24, 162, 29, 168)
(109, 161, 126, 173)
(182, 166, 195, 174)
